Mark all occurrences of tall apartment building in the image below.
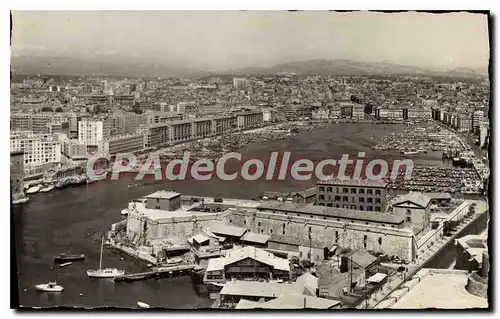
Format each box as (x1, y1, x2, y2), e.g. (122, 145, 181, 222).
(10, 132, 62, 167)
(139, 123, 170, 149)
(169, 120, 193, 142)
(78, 120, 111, 146)
(352, 105, 365, 121)
(316, 178, 388, 212)
(457, 114, 472, 132)
(233, 78, 251, 90)
(191, 118, 212, 139)
(472, 110, 485, 133)
(237, 111, 264, 129)
(212, 115, 235, 134)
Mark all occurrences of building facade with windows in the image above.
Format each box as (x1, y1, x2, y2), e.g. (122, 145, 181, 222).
(315, 178, 388, 212)
(390, 193, 432, 236)
(99, 133, 145, 155)
(78, 120, 111, 146)
(10, 132, 62, 167)
(236, 111, 264, 129)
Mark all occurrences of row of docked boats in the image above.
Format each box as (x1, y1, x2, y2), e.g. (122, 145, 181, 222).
(25, 184, 55, 194)
(24, 174, 88, 195)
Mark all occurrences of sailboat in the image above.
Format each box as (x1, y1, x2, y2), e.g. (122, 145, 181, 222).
(87, 236, 125, 278)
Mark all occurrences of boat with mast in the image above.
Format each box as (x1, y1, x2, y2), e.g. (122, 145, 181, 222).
(86, 236, 125, 278)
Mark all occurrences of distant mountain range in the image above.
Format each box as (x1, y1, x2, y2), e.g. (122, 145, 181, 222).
(227, 59, 489, 78)
(11, 55, 489, 79)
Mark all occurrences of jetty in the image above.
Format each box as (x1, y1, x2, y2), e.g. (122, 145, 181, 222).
(113, 264, 196, 282)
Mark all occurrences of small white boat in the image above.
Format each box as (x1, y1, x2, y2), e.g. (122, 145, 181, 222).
(26, 185, 41, 194)
(35, 282, 64, 292)
(59, 262, 72, 268)
(137, 301, 150, 309)
(39, 185, 55, 193)
(87, 236, 125, 279)
(12, 197, 29, 205)
(166, 256, 183, 265)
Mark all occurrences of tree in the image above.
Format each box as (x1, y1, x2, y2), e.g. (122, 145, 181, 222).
(55, 107, 63, 112)
(41, 106, 53, 112)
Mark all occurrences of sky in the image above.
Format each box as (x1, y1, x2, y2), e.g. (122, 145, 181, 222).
(11, 11, 490, 71)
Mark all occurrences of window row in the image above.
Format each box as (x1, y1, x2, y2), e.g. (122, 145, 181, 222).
(318, 186, 382, 196)
(318, 195, 381, 203)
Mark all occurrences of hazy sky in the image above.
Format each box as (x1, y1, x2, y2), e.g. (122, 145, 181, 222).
(11, 11, 490, 71)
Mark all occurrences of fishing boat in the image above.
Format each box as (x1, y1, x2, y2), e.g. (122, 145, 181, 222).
(35, 282, 64, 292)
(137, 301, 150, 309)
(54, 253, 85, 263)
(59, 262, 72, 268)
(39, 184, 55, 193)
(87, 237, 125, 278)
(26, 185, 41, 194)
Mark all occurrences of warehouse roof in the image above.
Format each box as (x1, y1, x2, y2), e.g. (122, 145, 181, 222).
(257, 202, 404, 224)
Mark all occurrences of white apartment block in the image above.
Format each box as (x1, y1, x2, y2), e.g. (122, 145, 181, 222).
(237, 111, 264, 129)
(78, 120, 110, 146)
(10, 132, 62, 167)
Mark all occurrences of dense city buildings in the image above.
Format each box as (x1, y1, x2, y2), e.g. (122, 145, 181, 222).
(9, 10, 492, 311)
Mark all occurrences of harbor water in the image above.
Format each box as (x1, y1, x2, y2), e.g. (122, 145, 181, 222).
(13, 123, 450, 308)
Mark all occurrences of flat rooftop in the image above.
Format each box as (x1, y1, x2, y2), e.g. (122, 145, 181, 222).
(317, 177, 388, 188)
(391, 271, 488, 309)
(131, 202, 211, 221)
(145, 190, 181, 200)
(257, 202, 404, 225)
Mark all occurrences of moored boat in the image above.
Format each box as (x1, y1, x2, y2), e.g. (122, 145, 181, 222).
(87, 236, 125, 278)
(59, 262, 72, 268)
(26, 185, 41, 194)
(12, 197, 29, 205)
(35, 282, 64, 292)
(87, 268, 125, 278)
(137, 301, 150, 309)
(39, 185, 55, 193)
(54, 253, 85, 263)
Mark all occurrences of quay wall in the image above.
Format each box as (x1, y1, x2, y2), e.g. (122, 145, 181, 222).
(421, 209, 488, 269)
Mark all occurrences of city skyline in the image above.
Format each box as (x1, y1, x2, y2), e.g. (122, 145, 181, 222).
(11, 11, 490, 72)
